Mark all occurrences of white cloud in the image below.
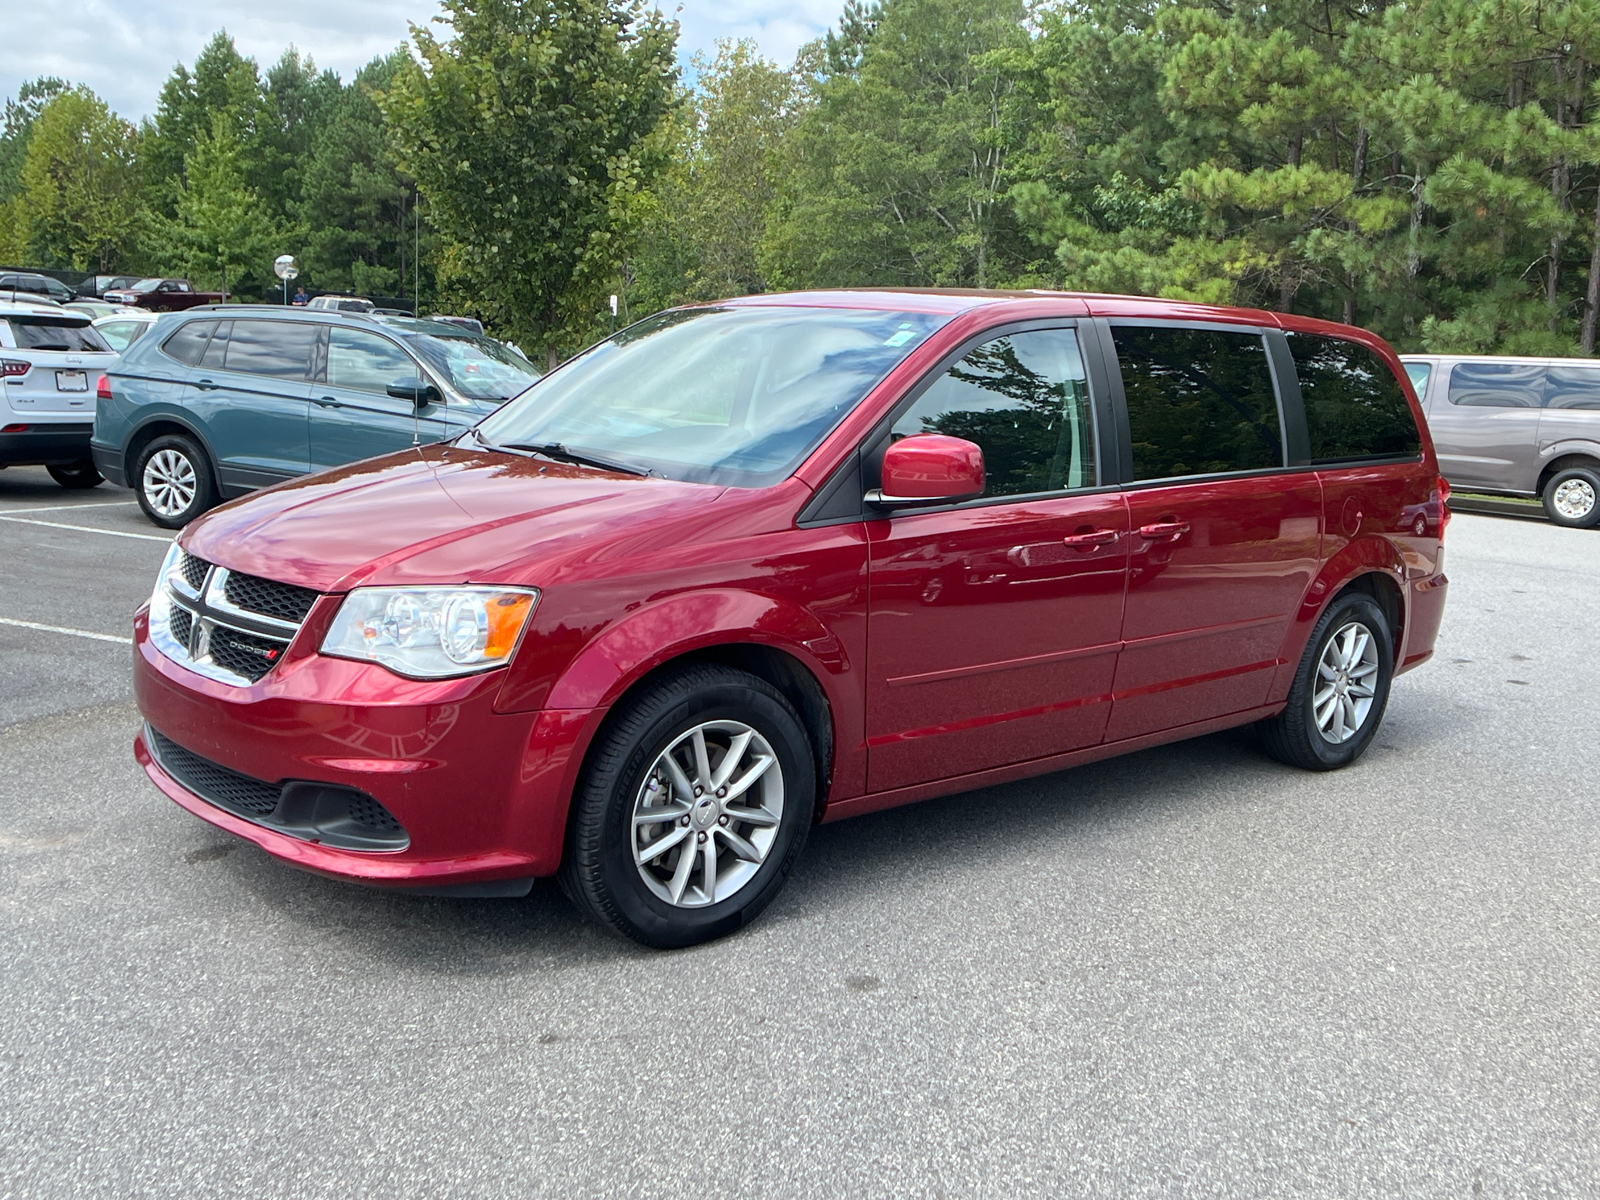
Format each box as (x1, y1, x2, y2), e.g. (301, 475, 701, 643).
(0, 0, 837, 123)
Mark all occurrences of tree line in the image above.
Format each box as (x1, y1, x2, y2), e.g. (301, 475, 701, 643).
(5, 0, 1600, 365)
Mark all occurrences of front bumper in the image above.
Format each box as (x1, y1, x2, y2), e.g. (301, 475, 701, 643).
(0, 422, 93, 466)
(133, 605, 596, 889)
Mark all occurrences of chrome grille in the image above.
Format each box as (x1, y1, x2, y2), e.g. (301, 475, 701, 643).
(152, 552, 322, 687)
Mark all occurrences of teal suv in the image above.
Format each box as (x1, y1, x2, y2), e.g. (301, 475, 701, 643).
(91, 307, 540, 527)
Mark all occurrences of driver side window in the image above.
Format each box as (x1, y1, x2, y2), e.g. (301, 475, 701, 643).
(327, 328, 424, 398)
(891, 327, 1096, 497)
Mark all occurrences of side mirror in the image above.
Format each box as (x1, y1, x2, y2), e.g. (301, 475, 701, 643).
(867, 434, 985, 507)
(386, 377, 440, 407)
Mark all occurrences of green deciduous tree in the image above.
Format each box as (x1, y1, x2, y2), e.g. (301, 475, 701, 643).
(16, 86, 146, 271)
(385, 0, 680, 365)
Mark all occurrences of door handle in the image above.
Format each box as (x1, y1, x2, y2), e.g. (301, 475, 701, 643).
(1061, 528, 1119, 549)
(195, 378, 218, 391)
(1138, 520, 1190, 540)
(314, 396, 342, 408)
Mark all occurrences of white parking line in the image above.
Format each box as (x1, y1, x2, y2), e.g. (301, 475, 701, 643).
(0, 500, 137, 516)
(0, 616, 132, 645)
(0, 515, 171, 543)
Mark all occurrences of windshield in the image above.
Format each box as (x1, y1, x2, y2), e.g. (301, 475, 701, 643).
(476, 306, 950, 487)
(129, 279, 162, 293)
(1404, 361, 1432, 395)
(384, 318, 541, 402)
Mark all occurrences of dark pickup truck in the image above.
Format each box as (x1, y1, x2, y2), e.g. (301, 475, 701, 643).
(101, 278, 228, 311)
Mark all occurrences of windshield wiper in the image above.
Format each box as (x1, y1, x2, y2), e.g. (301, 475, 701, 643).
(461, 426, 524, 456)
(507, 442, 652, 477)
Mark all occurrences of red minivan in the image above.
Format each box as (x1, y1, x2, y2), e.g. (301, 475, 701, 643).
(133, 291, 1449, 946)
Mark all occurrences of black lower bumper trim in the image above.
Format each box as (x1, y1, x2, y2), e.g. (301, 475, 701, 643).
(0, 424, 93, 466)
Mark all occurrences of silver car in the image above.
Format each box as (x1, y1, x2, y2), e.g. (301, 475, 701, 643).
(1401, 354, 1600, 527)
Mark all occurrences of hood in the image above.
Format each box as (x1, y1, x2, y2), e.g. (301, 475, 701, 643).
(181, 445, 726, 592)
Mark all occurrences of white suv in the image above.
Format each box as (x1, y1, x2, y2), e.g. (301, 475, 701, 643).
(0, 300, 119, 488)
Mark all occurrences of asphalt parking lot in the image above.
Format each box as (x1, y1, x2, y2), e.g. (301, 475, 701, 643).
(1, 466, 1596, 1199)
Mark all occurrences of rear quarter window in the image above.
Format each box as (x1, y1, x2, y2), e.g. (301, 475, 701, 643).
(1287, 334, 1422, 463)
(161, 320, 216, 366)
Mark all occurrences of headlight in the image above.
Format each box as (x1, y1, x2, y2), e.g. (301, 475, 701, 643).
(320, 586, 539, 679)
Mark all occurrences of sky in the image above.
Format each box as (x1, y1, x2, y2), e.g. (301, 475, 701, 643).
(0, 0, 840, 123)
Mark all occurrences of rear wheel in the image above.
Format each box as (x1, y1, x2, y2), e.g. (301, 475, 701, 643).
(46, 459, 102, 489)
(135, 434, 217, 528)
(561, 664, 816, 948)
(1258, 591, 1394, 771)
(1541, 466, 1600, 528)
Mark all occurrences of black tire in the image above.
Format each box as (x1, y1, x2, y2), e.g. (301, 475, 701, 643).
(1541, 465, 1600, 528)
(134, 434, 217, 529)
(561, 664, 817, 948)
(46, 459, 102, 489)
(1258, 591, 1394, 771)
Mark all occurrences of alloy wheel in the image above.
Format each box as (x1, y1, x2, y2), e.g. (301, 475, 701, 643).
(143, 449, 196, 517)
(1313, 621, 1380, 744)
(632, 719, 784, 907)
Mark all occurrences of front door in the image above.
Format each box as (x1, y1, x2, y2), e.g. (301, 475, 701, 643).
(1424, 360, 1545, 493)
(1103, 323, 1321, 742)
(310, 326, 453, 469)
(866, 326, 1130, 793)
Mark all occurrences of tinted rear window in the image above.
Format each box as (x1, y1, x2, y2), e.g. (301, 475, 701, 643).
(162, 320, 215, 365)
(222, 320, 318, 379)
(1448, 363, 1544, 407)
(6, 318, 111, 352)
(1112, 325, 1283, 480)
(1287, 334, 1421, 463)
(1544, 365, 1600, 410)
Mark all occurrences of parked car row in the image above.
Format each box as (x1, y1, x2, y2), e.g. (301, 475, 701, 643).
(1401, 354, 1600, 527)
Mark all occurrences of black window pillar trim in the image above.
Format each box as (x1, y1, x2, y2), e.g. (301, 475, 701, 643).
(1265, 329, 1311, 467)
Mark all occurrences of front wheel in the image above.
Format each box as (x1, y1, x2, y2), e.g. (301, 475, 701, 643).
(1258, 591, 1394, 771)
(561, 664, 817, 948)
(135, 434, 217, 528)
(46, 459, 102, 489)
(1541, 466, 1600, 528)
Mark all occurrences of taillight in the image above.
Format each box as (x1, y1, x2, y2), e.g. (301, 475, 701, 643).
(2, 423, 26, 433)
(1, 359, 28, 377)
(96, 373, 112, 401)
(1437, 475, 1452, 537)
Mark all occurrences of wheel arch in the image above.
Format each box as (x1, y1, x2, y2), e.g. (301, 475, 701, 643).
(1536, 450, 1600, 495)
(124, 415, 219, 487)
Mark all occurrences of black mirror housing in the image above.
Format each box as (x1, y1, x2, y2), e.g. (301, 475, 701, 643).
(386, 378, 440, 407)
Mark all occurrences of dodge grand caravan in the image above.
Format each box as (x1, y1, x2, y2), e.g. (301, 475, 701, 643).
(133, 291, 1450, 947)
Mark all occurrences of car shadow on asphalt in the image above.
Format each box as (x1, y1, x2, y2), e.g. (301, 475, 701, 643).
(209, 725, 1288, 973)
